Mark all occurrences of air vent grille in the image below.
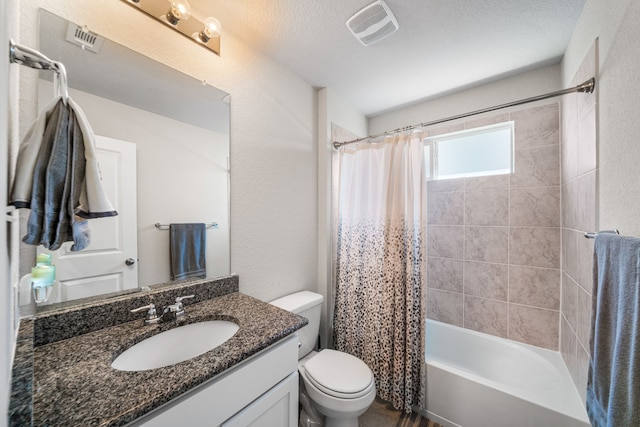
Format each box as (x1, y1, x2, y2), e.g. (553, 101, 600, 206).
(65, 23, 104, 54)
(346, 0, 399, 46)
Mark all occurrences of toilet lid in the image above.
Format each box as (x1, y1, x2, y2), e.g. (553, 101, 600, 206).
(302, 350, 374, 398)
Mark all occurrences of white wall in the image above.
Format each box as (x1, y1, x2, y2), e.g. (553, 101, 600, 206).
(12, 0, 318, 302)
(38, 80, 231, 286)
(369, 63, 562, 134)
(562, 0, 640, 237)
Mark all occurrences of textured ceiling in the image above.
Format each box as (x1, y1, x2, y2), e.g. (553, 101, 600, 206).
(191, 0, 586, 116)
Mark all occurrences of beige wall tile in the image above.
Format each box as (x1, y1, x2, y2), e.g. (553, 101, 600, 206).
(575, 236, 595, 292)
(511, 145, 560, 188)
(427, 226, 464, 259)
(577, 171, 596, 232)
(465, 226, 509, 263)
(577, 105, 597, 176)
(510, 186, 560, 227)
(510, 227, 561, 268)
(464, 113, 510, 130)
(562, 228, 579, 282)
(509, 304, 559, 350)
(425, 123, 464, 138)
(576, 286, 592, 350)
(561, 316, 578, 382)
(464, 261, 508, 301)
(562, 94, 579, 183)
(464, 174, 510, 192)
(511, 103, 559, 149)
(509, 265, 560, 310)
(427, 257, 463, 293)
(562, 180, 579, 229)
(427, 289, 463, 327)
(464, 296, 508, 338)
(428, 191, 464, 225)
(465, 189, 509, 226)
(427, 178, 464, 193)
(562, 273, 578, 330)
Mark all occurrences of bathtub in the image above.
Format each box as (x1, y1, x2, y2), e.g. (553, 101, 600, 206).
(424, 320, 590, 427)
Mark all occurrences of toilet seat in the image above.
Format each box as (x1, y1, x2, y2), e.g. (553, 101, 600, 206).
(301, 350, 374, 399)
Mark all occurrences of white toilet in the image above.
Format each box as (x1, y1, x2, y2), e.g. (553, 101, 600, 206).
(271, 291, 376, 427)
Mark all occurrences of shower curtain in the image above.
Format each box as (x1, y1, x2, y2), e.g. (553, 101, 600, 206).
(333, 132, 426, 413)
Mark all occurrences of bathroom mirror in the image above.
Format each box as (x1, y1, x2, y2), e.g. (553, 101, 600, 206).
(21, 10, 230, 311)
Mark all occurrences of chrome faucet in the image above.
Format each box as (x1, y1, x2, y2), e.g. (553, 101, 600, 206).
(130, 303, 161, 325)
(161, 295, 195, 322)
(131, 295, 195, 325)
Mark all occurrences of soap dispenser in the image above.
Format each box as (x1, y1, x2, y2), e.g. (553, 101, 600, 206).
(31, 253, 56, 303)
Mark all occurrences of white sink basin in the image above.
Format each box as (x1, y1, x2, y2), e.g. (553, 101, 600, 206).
(111, 320, 239, 371)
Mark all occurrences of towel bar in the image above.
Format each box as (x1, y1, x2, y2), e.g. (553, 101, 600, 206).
(155, 222, 218, 230)
(584, 229, 620, 239)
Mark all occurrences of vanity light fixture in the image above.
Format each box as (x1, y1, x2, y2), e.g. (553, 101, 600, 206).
(166, 0, 191, 25)
(198, 17, 222, 43)
(121, 0, 221, 56)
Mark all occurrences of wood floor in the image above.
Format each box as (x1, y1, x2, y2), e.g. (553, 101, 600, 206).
(359, 398, 443, 427)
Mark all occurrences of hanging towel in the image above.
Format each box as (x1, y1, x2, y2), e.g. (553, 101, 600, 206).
(169, 223, 207, 281)
(587, 233, 640, 427)
(9, 97, 62, 207)
(10, 95, 117, 251)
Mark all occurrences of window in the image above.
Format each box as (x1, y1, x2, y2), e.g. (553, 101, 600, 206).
(425, 121, 514, 180)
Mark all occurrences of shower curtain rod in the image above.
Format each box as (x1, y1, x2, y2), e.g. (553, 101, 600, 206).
(333, 77, 596, 149)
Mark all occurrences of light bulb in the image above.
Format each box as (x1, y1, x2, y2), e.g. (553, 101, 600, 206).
(199, 17, 222, 43)
(166, 0, 191, 25)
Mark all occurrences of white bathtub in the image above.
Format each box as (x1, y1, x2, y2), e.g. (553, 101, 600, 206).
(424, 320, 590, 427)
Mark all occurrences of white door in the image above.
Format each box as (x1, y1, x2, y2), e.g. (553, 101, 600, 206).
(38, 136, 138, 304)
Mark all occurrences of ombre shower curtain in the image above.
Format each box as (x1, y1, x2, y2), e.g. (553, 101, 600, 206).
(333, 132, 426, 413)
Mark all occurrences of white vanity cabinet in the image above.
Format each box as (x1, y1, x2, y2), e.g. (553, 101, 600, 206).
(129, 334, 299, 427)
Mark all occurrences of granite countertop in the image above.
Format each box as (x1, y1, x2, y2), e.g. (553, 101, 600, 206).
(10, 285, 307, 426)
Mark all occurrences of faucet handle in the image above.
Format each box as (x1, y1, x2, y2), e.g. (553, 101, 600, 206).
(130, 303, 160, 325)
(175, 295, 195, 304)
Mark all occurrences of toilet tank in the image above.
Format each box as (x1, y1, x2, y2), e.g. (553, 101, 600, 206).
(270, 291, 323, 359)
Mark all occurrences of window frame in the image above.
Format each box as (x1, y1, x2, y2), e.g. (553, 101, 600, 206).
(425, 121, 515, 181)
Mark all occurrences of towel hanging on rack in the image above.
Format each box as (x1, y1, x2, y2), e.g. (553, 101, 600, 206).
(9, 56, 117, 251)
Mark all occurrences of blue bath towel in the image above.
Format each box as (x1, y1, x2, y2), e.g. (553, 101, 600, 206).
(587, 233, 640, 427)
(169, 223, 206, 281)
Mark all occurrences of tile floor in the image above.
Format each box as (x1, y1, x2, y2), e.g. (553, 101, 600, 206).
(359, 398, 442, 427)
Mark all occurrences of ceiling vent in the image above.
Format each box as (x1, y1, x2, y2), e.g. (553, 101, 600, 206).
(346, 0, 399, 46)
(65, 23, 104, 54)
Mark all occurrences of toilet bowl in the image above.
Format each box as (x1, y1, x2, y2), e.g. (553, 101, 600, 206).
(299, 350, 376, 427)
(270, 291, 376, 427)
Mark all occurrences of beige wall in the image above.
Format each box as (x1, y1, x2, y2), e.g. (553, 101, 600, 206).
(424, 103, 562, 350)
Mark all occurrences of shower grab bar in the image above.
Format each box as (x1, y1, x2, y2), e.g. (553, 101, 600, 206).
(584, 229, 620, 239)
(154, 222, 218, 230)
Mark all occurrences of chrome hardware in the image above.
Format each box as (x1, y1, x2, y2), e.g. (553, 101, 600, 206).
(125, 258, 136, 266)
(130, 303, 161, 325)
(161, 295, 195, 321)
(584, 229, 620, 239)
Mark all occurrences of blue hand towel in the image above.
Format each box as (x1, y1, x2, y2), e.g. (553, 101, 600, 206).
(169, 223, 206, 281)
(587, 233, 640, 427)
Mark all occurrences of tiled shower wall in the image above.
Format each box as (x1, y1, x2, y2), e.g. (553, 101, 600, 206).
(560, 42, 597, 403)
(426, 102, 562, 350)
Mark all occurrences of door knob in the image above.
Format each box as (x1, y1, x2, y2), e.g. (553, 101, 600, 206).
(125, 258, 136, 266)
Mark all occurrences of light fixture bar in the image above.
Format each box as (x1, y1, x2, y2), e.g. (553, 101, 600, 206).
(121, 0, 221, 56)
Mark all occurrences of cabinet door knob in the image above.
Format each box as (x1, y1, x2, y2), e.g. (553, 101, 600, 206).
(125, 258, 136, 266)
